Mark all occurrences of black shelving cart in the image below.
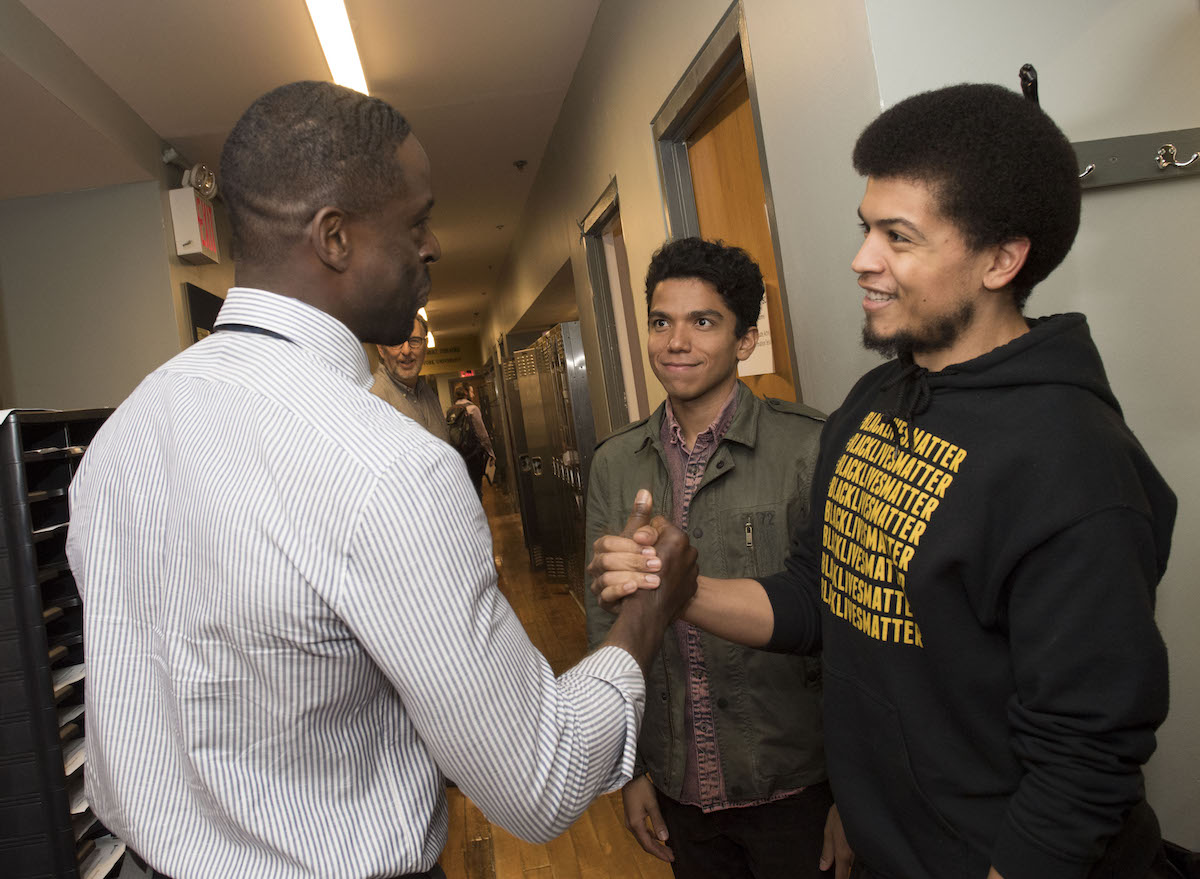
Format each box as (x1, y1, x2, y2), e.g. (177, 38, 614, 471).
(0, 408, 126, 879)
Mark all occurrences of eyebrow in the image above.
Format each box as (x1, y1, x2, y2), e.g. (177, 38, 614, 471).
(857, 208, 925, 241)
(648, 308, 725, 321)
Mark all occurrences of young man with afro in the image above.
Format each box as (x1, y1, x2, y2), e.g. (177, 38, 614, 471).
(589, 84, 1177, 879)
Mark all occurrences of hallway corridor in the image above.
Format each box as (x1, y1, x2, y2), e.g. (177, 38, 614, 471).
(439, 481, 673, 879)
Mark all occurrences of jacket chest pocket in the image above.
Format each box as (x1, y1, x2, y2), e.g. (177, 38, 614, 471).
(721, 506, 788, 579)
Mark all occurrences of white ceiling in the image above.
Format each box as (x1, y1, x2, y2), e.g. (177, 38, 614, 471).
(4, 0, 602, 337)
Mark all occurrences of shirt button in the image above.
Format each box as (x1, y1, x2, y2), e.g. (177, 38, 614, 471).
(692, 527, 703, 539)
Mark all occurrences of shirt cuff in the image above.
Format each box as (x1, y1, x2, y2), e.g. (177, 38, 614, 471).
(568, 645, 646, 792)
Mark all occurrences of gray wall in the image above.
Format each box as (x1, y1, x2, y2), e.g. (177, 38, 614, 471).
(485, 0, 1199, 847)
(858, 0, 1199, 846)
(0, 182, 179, 408)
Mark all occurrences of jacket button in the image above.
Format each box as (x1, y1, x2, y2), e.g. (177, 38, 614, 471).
(692, 527, 703, 539)
(716, 698, 728, 709)
(660, 692, 668, 701)
(716, 460, 725, 469)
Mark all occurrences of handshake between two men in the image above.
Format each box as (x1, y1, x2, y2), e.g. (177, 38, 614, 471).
(598, 489, 701, 677)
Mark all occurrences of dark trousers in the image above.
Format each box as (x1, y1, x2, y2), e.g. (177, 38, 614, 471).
(655, 781, 835, 879)
(464, 452, 486, 499)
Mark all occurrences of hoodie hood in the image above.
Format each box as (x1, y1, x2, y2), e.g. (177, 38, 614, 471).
(882, 313, 1121, 446)
(928, 313, 1121, 413)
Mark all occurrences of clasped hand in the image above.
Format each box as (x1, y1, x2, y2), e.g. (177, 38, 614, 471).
(588, 489, 688, 614)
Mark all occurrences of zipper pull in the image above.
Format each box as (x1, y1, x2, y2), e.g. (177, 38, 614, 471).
(745, 520, 754, 548)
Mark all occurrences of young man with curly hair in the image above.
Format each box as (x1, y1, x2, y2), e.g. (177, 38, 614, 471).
(590, 85, 1176, 879)
(585, 237, 838, 878)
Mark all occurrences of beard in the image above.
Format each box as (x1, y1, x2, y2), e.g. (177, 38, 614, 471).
(862, 299, 976, 360)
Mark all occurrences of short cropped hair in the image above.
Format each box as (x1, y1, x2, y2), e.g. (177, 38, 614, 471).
(413, 313, 429, 336)
(852, 83, 1081, 308)
(644, 238, 764, 337)
(220, 81, 412, 263)
(453, 383, 468, 399)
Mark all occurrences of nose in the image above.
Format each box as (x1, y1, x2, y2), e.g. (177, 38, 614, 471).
(666, 325, 690, 352)
(422, 228, 441, 264)
(851, 233, 881, 276)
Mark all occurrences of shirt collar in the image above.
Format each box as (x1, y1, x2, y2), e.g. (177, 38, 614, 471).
(662, 384, 739, 452)
(215, 288, 373, 389)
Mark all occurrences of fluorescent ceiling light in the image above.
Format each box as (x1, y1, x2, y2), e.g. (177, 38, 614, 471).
(426, 331, 436, 349)
(417, 307, 428, 320)
(305, 0, 368, 95)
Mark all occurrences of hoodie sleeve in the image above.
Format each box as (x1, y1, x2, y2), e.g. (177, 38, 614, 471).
(991, 506, 1169, 879)
(759, 501, 824, 655)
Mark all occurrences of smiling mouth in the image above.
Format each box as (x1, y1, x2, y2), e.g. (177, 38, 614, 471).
(862, 288, 895, 302)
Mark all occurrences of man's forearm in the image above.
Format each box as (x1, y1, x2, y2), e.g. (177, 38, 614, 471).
(601, 591, 674, 676)
(681, 575, 775, 647)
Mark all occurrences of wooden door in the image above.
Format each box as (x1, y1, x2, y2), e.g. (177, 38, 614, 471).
(686, 76, 796, 402)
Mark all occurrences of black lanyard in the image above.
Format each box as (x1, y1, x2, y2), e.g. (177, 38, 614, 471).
(215, 323, 294, 344)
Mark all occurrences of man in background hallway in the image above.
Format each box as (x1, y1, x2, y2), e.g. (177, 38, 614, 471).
(371, 313, 449, 441)
(67, 80, 697, 879)
(585, 237, 842, 879)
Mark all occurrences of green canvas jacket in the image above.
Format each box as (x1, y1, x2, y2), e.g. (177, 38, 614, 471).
(585, 381, 827, 803)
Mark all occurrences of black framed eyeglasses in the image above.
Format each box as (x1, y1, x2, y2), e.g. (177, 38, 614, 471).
(403, 336, 426, 349)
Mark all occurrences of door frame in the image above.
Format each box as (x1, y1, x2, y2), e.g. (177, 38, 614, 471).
(581, 179, 630, 429)
(650, 0, 800, 396)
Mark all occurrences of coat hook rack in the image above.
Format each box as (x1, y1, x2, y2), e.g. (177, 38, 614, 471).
(1017, 63, 1200, 191)
(1156, 143, 1199, 169)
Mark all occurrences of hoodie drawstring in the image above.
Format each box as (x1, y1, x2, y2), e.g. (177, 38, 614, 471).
(880, 363, 932, 448)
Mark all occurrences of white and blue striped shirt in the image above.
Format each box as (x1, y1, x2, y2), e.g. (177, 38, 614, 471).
(67, 288, 644, 879)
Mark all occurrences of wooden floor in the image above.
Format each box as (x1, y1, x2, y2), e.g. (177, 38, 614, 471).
(439, 482, 674, 879)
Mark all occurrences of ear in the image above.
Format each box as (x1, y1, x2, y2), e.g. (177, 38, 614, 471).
(310, 206, 352, 273)
(735, 325, 760, 362)
(982, 237, 1031, 291)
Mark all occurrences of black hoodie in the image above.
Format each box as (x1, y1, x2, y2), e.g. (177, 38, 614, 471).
(762, 314, 1175, 879)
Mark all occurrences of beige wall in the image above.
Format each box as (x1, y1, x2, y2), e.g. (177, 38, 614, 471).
(481, 0, 736, 438)
(486, 0, 1198, 847)
(480, 0, 884, 435)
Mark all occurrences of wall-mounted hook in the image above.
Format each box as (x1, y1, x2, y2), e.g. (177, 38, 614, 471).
(1019, 64, 1039, 105)
(1078, 164, 1096, 179)
(1155, 143, 1199, 169)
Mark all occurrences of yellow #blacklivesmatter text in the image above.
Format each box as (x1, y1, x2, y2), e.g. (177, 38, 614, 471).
(821, 412, 967, 647)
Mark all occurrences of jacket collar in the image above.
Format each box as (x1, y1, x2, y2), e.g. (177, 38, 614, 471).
(634, 381, 761, 455)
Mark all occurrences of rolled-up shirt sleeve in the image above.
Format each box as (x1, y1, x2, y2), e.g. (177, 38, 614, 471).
(338, 441, 643, 842)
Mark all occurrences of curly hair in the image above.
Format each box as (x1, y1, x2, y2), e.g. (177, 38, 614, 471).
(644, 237, 764, 336)
(852, 83, 1081, 308)
(220, 81, 412, 264)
